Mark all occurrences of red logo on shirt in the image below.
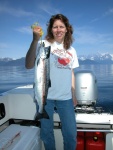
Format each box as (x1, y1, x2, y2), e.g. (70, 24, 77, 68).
(58, 51, 72, 66)
(58, 57, 70, 66)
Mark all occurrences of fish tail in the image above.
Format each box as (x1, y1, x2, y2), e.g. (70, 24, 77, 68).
(34, 113, 42, 120)
(35, 109, 49, 120)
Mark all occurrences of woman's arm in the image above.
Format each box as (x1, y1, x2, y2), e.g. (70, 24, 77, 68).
(71, 69, 78, 106)
(25, 40, 38, 69)
(25, 26, 42, 69)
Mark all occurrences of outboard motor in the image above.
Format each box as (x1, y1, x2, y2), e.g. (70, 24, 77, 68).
(75, 70, 98, 106)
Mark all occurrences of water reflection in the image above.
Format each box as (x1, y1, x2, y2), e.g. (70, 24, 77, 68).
(0, 65, 113, 112)
(0, 66, 34, 83)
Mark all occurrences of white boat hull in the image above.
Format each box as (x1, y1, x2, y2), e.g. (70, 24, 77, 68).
(0, 85, 113, 150)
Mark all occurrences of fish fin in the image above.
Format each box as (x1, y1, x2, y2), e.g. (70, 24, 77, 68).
(49, 79, 51, 87)
(45, 46, 51, 59)
(37, 59, 39, 66)
(34, 109, 49, 120)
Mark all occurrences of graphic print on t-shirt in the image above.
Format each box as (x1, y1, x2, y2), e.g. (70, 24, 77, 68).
(52, 48, 73, 69)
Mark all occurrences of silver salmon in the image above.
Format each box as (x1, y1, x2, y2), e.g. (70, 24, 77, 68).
(34, 42, 51, 120)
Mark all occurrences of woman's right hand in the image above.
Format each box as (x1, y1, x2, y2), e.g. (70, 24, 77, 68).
(32, 26, 43, 41)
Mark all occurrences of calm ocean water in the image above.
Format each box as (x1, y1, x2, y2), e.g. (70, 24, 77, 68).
(0, 64, 113, 112)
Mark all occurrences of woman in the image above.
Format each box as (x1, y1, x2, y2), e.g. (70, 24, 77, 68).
(25, 14, 79, 150)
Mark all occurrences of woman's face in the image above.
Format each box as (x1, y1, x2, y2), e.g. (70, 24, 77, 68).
(52, 19, 67, 43)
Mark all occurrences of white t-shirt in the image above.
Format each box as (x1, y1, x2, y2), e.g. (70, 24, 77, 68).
(37, 40, 79, 100)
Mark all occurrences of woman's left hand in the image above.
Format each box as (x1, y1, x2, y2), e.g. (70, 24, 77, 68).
(71, 69, 78, 107)
(73, 97, 78, 107)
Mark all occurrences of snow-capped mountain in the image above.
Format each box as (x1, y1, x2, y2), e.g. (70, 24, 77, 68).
(0, 57, 14, 62)
(78, 52, 113, 64)
(0, 57, 25, 66)
(0, 53, 113, 66)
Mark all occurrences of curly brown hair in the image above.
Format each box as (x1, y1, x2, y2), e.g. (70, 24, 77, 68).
(45, 14, 74, 50)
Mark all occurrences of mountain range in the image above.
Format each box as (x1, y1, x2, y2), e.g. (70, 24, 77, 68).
(0, 53, 113, 66)
(78, 52, 113, 64)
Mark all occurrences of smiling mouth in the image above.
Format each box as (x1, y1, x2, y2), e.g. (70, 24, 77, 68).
(56, 33, 63, 37)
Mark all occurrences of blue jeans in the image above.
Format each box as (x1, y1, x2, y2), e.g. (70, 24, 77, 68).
(40, 99, 77, 150)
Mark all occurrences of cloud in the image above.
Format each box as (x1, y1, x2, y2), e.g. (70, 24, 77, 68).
(0, 43, 8, 49)
(104, 8, 113, 16)
(0, 3, 36, 17)
(90, 18, 100, 23)
(15, 26, 32, 34)
(73, 25, 113, 55)
(39, 2, 60, 15)
(90, 7, 113, 23)
(74, 26, 112, 45)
